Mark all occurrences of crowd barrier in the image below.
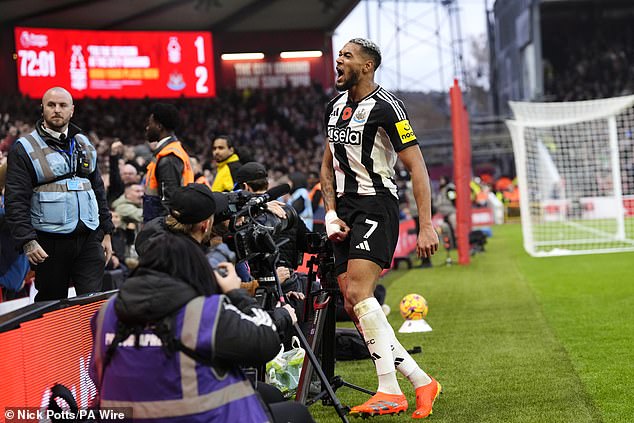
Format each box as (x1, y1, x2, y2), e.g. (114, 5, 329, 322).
(0, 292, 114, 419)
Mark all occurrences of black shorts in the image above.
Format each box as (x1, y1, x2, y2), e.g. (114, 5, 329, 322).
(332, 194, 400, 276)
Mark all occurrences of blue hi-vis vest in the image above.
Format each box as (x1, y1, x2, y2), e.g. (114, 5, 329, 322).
(288, 188, 313, 231)
(91, 295, 271, 423)
(17, 130, 99, 234)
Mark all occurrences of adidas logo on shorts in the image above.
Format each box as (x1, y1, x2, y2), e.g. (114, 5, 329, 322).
(355, 240, 371, 251)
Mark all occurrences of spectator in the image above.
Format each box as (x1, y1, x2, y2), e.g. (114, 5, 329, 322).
(211, 135, 241, 192)
(107, 140, 140, 204)
(112, 183, 144, 229)
(287, 171, 314, 231)
(1, 168, 30, 299)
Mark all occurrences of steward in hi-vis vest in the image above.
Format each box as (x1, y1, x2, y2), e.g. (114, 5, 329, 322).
(17, 130, 99, 233)
(143, 137, 194, 222)
(5, 86, 113, 301)
(143, 103, 194, 222)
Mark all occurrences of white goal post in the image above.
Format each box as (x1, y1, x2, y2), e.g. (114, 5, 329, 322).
(506, 95, 634, 257)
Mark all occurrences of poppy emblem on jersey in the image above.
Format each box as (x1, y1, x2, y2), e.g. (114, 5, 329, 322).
(353, 108, 367, 123)
(342, 106, 353, 120)
(395, 119, 417, 143)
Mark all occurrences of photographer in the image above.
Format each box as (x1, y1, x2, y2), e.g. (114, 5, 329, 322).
(91, 190, 313, 422)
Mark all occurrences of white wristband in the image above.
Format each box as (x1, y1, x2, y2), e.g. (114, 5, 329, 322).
(325, 211, 340, 238)
(325, 210, 338, 224)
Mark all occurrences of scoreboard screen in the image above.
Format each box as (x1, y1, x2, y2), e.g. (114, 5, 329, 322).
(14, 27, 216, 99)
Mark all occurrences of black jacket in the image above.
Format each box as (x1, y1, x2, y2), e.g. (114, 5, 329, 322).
(4, 120, 113, 247)
(114, 268, 287, 367)
(133, 220, 296, 343)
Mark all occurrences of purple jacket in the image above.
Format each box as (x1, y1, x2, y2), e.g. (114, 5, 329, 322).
(90, 294, 274, 422)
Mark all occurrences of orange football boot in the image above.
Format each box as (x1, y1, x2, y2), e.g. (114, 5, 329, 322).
(349, 391, 408, 417)
(412, 377, 442, 419)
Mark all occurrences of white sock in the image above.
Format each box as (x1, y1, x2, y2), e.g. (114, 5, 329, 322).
(392, 339, 432, 388)
(354, 297, 402, 395)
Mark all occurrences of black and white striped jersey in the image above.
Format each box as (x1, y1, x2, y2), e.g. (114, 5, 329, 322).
(324, 85, 419, 198)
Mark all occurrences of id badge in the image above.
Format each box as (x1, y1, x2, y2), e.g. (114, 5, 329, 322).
(67, 179, 83, 191)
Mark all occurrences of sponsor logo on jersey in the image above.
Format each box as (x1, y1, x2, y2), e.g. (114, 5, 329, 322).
(329, 107, 340, 118)
(342, 106, 353, 120)
(353, 108, 367, 123)
(395, 119, 416, 143)
(328, 126, 361, 145)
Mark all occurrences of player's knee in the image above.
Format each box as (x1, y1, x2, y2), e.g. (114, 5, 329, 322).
(343, 287, 374, 309)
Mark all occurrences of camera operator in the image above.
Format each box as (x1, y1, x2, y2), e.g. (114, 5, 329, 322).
(92, 186, 313, 422)
(136, 183, 297, 340)
(233, 163, 308, 315)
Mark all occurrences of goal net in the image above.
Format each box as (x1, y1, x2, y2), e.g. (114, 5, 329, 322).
(506, 95, 634, 257)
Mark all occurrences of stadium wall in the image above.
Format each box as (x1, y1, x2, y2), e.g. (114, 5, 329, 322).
(493, 0, 542, 115)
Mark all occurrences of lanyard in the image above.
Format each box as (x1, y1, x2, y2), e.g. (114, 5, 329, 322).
(52, 137, 76, 174)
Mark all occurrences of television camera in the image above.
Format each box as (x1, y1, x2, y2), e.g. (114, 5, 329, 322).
(218, 186, 350, 421)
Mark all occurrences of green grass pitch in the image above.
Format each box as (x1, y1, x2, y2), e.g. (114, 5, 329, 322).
(308, 223, 634, 422)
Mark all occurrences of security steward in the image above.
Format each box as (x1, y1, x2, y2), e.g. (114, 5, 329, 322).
(4, 86, 113, 301)
(143, 102, 194, 222)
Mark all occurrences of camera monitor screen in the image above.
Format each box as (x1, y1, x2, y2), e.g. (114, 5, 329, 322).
(14, 27, 216, 99)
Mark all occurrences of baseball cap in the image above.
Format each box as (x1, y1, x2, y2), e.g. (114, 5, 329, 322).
(234, 162, 267, 185)
(169, 183, 229, 224)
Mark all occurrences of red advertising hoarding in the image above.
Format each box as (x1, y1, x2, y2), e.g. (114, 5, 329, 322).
(14, 27, 215, 99)
(0, 300, 106, 418)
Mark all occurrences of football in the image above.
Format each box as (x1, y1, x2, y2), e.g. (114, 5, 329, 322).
(399, 294, 429, 320)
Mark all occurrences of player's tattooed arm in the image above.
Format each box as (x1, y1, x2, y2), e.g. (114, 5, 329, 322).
(320, 145, 337, 212)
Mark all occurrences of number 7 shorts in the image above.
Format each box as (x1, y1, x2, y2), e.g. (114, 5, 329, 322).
(332, 194, 400, 276)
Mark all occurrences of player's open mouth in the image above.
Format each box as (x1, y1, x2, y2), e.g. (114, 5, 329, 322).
(336, 67, 344, 82)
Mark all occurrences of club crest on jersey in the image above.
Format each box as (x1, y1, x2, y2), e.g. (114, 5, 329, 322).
(328, 126, 361, 145)
(395, 119, 416, 143)
(342, 107, 353, 120)
(353, 108, 367, 123)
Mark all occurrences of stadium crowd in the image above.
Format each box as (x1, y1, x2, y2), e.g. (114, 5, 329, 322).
(543, 16, 634, 101)
(1, 84, 329, 179)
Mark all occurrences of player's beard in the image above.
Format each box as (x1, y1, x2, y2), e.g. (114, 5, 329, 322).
(336, 68, 361, 92)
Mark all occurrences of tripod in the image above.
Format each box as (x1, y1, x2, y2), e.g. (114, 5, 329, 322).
(250, 248, 351, 423)
(295, 247, 374, 419)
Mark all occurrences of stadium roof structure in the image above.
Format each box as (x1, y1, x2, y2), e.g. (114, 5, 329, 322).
(0, 0, 359, 32)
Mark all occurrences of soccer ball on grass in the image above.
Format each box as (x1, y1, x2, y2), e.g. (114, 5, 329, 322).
(399, 293, 428, 320)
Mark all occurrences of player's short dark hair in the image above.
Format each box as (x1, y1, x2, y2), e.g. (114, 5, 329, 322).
(349, 38, 382, 70)
(150, 103, 180, 131)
